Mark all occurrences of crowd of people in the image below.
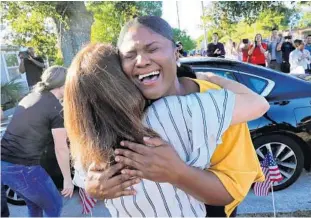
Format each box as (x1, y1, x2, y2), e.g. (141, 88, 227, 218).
(188, 30, 311, 75)
(1, 16, 277, 218)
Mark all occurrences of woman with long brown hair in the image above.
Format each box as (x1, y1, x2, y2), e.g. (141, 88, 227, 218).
(64, 42, 268, 216)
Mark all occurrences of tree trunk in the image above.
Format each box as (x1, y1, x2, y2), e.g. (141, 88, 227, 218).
(54, 2, 93, 67)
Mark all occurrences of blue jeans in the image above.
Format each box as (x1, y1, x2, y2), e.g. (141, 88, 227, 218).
(1, 161, 63, 217)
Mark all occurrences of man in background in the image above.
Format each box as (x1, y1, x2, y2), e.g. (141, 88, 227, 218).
(280, 35, 295, 73)
(268, 28, 282, 71)
(176, 41, 186, 57)
(207, 33, 225, 58)
(289, 39, 311, 74)
(305, 35, 311, 73)
(19, 47, 45, 89)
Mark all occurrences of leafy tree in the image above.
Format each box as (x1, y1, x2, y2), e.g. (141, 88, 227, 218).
(207, 1, 285, 26)
(296, 1, 311, 29)
(1, 1, 93, 67)
(172, 28, 196, 51)
(88, 1, 162, 45)
(199, 1, 298, 46)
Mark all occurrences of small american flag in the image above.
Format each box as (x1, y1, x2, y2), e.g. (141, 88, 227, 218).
(254, 152, 283, 196)
(78, 188, 97, 214)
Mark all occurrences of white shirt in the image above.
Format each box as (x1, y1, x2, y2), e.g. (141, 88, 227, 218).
(289, 49, 311, 74)
(74, 89, 235, 217)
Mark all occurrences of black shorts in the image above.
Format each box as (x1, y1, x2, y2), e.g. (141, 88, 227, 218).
(205, 205, 237, 217)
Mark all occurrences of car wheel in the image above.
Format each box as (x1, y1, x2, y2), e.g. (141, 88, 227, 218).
(253, 134, 304, 191)
(4, 185, 26, 206)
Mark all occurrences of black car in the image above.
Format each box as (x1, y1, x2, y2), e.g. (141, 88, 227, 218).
(180, 57, 311, 191)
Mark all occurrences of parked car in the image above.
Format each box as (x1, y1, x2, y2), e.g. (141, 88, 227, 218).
(180, 57, 311, 191)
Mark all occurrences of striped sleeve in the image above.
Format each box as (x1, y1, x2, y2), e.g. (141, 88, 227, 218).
(187, 89, 235, 165)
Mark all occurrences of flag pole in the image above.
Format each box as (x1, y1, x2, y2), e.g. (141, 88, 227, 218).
(270, 184, 276, 218)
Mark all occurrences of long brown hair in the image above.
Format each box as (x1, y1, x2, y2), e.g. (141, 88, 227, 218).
(64, 43, 158, 171)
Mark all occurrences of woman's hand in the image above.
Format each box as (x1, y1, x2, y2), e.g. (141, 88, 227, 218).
(62, 178, 74, 198)
(85, 163, 141, 200)
(114, 137, 186, 184)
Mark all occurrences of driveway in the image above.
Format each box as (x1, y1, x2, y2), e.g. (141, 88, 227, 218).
(8, 171, 311, 217)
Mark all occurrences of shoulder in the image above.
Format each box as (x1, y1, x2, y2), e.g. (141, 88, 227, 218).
(192, 79, 221, 92)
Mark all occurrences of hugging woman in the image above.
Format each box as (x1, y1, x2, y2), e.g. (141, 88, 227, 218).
(65, 16, 269, 217)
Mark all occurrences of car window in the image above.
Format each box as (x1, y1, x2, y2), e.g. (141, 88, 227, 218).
(239, 73, 268, 94)
(192, 68, 236, 81)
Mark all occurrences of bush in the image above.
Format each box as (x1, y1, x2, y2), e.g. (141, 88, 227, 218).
(1, 80, 24, 111)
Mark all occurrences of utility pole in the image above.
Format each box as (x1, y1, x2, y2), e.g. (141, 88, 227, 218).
(176, 1, 181, 29)
(201, 1, 208, 51)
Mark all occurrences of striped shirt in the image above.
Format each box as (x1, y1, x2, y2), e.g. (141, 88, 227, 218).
(74, 89, 235, 217)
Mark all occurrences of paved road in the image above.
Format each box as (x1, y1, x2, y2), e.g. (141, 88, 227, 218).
(8, 171, 311, 217)
(238, 170, 311, 214)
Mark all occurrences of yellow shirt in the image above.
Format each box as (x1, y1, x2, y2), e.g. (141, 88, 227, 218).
(193, 79, 265, 217)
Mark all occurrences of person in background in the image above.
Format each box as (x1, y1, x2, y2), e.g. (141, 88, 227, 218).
(19, 47, 45, 89)
(305, 35, 311, 73)
(225, 39, 239, 60)
(207, 33, 225, 58)
(1, 66, 73, 217)
(305, 35, 311, 53)
(268, 28, 282, 71)
(248, 34, 268, 67)
(289, 39, 311, 74)
(176, 41, 186, 57)
(238, 39, 251, 62)
(280, 35, 295, 73)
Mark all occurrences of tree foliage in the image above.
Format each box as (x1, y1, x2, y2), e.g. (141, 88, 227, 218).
(198, 1, 300, 46)
(296, 1, 311, 29)
(207, 1, 286, 26)
(1, 1, 93, 66)
(88, 1, 162, 45)
(1, 2, 58, 59)
(172, 28, 196, 51)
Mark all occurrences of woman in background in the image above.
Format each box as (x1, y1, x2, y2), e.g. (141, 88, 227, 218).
(225, 39, 239, 60)
(1, 66, 73, 217)
(248, 34, 268, 66)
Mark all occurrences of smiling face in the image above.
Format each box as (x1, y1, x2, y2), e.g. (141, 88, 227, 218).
(118, 25, 179, 100)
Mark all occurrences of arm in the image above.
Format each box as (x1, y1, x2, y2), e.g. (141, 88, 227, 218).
(52, 128, 74, 198)
(116, 138, 234, 206)
(19, 59, 25, 73)
(259, 43, 267, 54)
(195, 72, 270, 125)
(248, 45, 255, 56)
(28, 56, 45, 68)
(277, 41, 283, 51)
(220, 44, 226, 56)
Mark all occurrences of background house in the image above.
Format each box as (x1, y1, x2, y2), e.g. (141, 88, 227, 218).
(1, 44, 29, 109)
